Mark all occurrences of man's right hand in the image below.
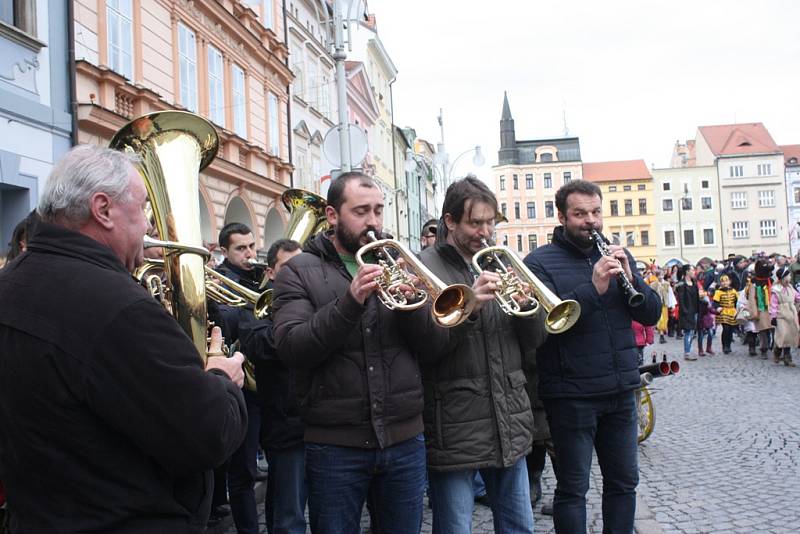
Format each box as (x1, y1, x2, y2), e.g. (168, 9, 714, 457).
(471, 271, 503, 312)
(205, 326, 245, 387)
(592, 255, 624, 296)
(350, 263, 384, 304)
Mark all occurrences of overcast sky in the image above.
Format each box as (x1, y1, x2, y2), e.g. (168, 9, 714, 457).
(368, 0, 800, 179)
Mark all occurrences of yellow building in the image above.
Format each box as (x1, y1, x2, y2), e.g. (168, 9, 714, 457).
(584, 160, 657, 265)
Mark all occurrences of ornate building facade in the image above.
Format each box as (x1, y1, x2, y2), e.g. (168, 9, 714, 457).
(73, 0, 293, 250)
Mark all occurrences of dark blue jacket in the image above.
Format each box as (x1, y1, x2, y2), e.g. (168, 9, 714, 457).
(524, 226, 662, 399)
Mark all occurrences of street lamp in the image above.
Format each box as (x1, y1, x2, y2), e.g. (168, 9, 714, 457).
(445, 146, 485, 187)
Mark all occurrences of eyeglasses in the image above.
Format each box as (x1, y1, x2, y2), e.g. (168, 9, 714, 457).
(423, 227, 437, 238)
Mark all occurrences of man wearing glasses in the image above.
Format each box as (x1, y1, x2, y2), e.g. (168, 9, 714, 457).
(421, 219, 438, 250)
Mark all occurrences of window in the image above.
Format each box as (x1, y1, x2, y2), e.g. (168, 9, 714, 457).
(731, 191, 747, 209)
(610, 200, 619, 216)
(501, 202, 507, 218)
(624, 199, 633, 216)
(512, 174, 518, 190)
(757, 163, 772, 176)
(1, 0, 36, 34)
(703, 228, 715, 245)
(662, 198, 673, 211)
(546, 232, 553, 243)
(563, 171, 572, 183)
(545, 201, 554, 218)
(207, 45, 225, 127)
(623, 185, 632, 192)
(609, 186, 617, 192)
(662, 182, 671, 191)
(541, 153, 553, 162)
(514, 202, 520, 220)
(502, 234, 508, 246)
(517, 234, 523, 252)
(682, 197, 693, 210)
(499, 176, 505, 191)
(732, 221, 749, 239)
(611, 233, 621, 245)
(640, 230, 649, 246)
(526, 202, 536, 219)
(701, 196, 712, 210)
(701, 180, 709, 189)
(683, 229, 695, 246)
(107, 0, 133, 79)
(262, 0, 274, 29)
(178, 23, 198, 112)
(730, 165, 743, 177)
(528, 234, 538, 251)
(637, 184, 645, 191)
(525, 174, 533, 189)
(232, 64, 247, 138)
(639, 198, 647, 214)
(760, 220, 777, 238)
(758, 190, 775, 208)
(626, 232, 635, 247)
(795, 187, 800, 204)
(664, 230, 675, 247)
(268, 92, 280, 155)
(544, 173, 552, 188)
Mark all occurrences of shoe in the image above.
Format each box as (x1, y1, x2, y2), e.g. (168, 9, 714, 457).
(530, 477, 542, 505)
(659, 335, 666, 344)
(698, 351, 705, 357)
(749, 348, 757, 356)
(541, 500, 554, 516)
(685, 354, 697, 361)
(706, 345, 715, 355)
(677, 334, 683, 339)
(475, 494, 491, 507)
(723, 347, 731, 354)
(785, 359, 797, 367)
(761, 353, 769, 360)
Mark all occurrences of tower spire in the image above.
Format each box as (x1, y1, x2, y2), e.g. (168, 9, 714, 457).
(501, 91, 513, 121)
(498, 91, 518, 165)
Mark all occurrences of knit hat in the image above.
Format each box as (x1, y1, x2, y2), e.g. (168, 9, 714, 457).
(776, 266, 791, 281)
(754, 259, 773, 279)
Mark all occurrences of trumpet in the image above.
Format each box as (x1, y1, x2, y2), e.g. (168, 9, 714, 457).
(248, 258, 269, 268)
(356, 231, 477, 328)
(204, 267, 274, 320)
(472, 239, 581, 334)
(589, 229, 645, 307)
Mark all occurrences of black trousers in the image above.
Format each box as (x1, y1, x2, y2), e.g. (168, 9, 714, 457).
(721, 324, 735, 350)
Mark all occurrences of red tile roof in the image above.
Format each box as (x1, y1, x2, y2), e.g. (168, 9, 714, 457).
(780, 144, 800, 166)
(698, 123, 780, 156)
(583, 160, 651, 182)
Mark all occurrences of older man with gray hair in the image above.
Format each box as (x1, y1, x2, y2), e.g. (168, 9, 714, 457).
(0, 145, 248, 533)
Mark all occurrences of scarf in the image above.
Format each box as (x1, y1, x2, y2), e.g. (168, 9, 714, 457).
(753, 276, 772, 312)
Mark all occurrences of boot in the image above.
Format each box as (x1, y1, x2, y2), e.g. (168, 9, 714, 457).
(659, 334, 666, 344)
(773, 349, 782, 363)
(706, 337, 715, 355)
(785, 354, 797, 367)
(529, 471, 543, 504)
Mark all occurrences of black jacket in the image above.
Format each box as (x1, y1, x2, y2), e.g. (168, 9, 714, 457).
(674, 281, 700, 331)
(272, 231, 449, 449)
(211, 259, 263, 344)
(0, 223, 247, 533)
(524, 226, 662, 399)
(419, 243, 546, 471)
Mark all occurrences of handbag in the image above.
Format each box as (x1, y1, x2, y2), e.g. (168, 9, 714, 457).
(735, 307, 751, 324)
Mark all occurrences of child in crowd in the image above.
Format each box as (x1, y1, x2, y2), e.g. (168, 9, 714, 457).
(769, 266, 799, 367)
(713, 274, 739, 354)
(632, 319, 654, 366)
(697, 289, 718, 356)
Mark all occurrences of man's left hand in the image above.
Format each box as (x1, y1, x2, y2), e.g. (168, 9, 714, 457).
(606, 244, 633, 281)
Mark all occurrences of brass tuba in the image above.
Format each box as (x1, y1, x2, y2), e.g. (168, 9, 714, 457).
(472, 239, 581, 334)
(356, 231, 477, 328)
(110, 111, 219, 361)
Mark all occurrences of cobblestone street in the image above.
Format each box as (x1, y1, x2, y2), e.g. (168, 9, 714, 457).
(219, 332, 800, 534)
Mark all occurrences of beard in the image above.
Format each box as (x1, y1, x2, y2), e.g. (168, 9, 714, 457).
(564, 223, 596, 248)
(336, 224, 377, 255)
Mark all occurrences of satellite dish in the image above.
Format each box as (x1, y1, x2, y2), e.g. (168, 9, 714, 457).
(323, 124, 368, 168)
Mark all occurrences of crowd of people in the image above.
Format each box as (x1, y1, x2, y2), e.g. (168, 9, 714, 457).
(1, 144, 668, 534)
(635, 252, 800, 367)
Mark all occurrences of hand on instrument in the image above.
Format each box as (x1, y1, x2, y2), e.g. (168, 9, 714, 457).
(205, 326, 245, 387)
(592, 255, 624, 296)
(351, 264, 384, 304)
(606, 244, 633, 281)
(471, 271, 502, 312)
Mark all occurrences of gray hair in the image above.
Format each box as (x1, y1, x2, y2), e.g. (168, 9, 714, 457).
(38, 145, 140, 225)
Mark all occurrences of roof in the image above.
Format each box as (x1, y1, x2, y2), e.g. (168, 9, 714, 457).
(780, 144, 800, 166)
(515, 137, 582, 163)
(583, 160, 651, 182)
(697, 123, 780, 157)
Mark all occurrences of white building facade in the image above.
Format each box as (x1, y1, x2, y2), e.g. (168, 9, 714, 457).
(781, 145, 800, 256)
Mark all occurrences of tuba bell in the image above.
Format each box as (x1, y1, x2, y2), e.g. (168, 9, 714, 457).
(110, 111, 219, 361)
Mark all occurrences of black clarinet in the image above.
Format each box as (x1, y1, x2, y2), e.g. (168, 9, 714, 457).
(589, 229, 645, 307)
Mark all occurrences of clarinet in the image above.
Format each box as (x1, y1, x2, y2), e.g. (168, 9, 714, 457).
(589, 229, 645, 307)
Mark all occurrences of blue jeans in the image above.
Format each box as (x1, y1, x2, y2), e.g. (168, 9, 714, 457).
(229, 389, 260, 534)
(305, 434, 426, 534)
(544, 392, 639, 534)
(683, 329, 696, 354)
(265, 444, 308, 534)
(473, 471, 486, 498)
(428, 458, 534, 534)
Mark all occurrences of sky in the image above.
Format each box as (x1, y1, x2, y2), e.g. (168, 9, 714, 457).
(367, 0, 800, 179)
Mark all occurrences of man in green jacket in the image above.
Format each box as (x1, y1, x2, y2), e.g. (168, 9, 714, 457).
(419, 176, 547, 534)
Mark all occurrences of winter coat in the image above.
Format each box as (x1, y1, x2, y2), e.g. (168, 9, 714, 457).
(419, 243, 547, 471)
(632, 320, 654, 347)
(524, 226, 662, 399)
(713, 287, 738, 326)
(272, 231, 448, 450)
(674, 281, 700, 331)
(698, 296, 718, 331)
(0, 222, 247, 533)
(746, 281, 774, 332)
(770, 284, 800, 348)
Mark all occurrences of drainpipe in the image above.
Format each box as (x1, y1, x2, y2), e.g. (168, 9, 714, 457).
(67, 0, 79, 146)
(283, 0, 293, 188)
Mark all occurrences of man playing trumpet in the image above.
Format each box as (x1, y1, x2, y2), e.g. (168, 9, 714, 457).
(272, 171, 450, 534)
(419, 176, 547, 534)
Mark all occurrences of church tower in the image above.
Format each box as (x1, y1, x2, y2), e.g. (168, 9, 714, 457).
(498, 91, 519, 165)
